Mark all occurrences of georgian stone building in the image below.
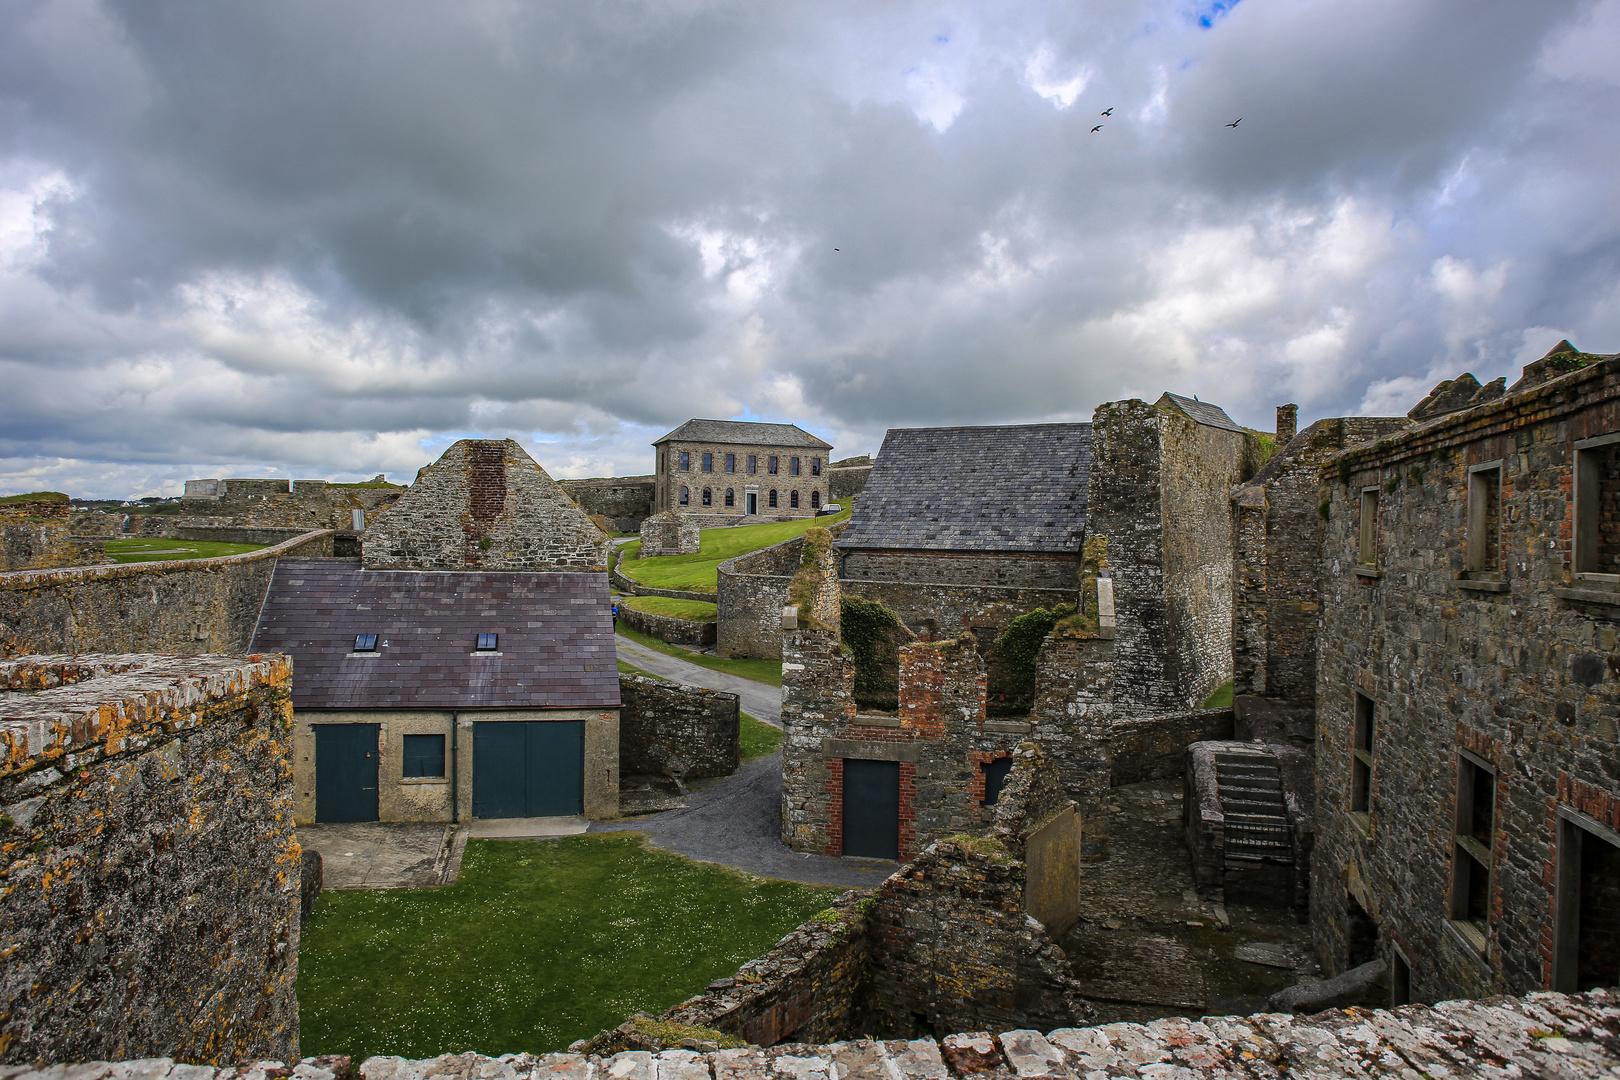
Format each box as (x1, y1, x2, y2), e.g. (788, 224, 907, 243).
(652, 419, 833, 520)
(1315, 341, 1620, 1005)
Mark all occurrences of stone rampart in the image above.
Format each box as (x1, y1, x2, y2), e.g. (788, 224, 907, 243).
(1109, 707, 1235, 785)
(618, 606, 717, 647)
(826, 464, 872, 501)
(560, 476, 656, 533)
(0, 529, 333, 656)
(0, 654, 301, 1065)
(618, 675, 740, 781)
(2, 501, 109, 571)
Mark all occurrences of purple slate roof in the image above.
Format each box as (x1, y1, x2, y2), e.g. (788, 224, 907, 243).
(249, 559, 619, 710)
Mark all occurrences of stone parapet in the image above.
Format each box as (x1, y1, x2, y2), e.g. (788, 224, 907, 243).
(1108, 707, 1234, 785)
(618, 675, 739, 781)
(618, 606, 717, 648)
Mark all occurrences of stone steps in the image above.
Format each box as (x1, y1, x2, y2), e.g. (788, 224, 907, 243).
(1214, 750, 1293, 866)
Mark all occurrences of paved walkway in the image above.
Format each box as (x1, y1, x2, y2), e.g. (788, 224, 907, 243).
(298, 822, 455, 888)
(614, 632, 783, 726)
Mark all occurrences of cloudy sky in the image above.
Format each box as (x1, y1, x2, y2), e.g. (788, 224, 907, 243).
(1, 0, 1617, 497)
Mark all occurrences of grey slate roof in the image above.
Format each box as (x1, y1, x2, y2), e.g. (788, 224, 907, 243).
(1159, 393, 1243, 433)
(652, 419, 832, 449)
(835, 424, 1090, 554)
(249, 559, 619, 710)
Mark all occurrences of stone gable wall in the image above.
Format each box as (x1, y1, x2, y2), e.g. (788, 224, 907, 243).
(1314, 357, 1620, 1002)
(364, 440, 610, 572)
(0, 654, 300, 1065)
(0, 529, 333, 657)
(618, 675, 740, 782)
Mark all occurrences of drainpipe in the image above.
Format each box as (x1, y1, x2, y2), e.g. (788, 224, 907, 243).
(450, 710, 459, 824)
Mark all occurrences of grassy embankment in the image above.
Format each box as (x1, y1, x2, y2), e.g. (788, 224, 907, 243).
(104, 537, 268, 563)
(298, 835, 831, 1061)
(623, 596, 717, 622)
(616, 502, 853, 593)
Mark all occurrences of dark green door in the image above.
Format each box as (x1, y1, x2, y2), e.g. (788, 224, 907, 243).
(842, 759, 899, 860)
(316, 724, 379, 823)
(472, 721, 584, 818)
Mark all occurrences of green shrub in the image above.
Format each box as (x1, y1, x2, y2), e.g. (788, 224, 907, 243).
(990, 604, 1076, 708)
(841, 596, 907, 711)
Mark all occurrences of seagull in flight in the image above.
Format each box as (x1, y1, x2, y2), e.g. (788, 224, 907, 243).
(1091, 124, 1103, 133)
(1225, 118, 1242, 128)
(1101, 107, 1114, 116)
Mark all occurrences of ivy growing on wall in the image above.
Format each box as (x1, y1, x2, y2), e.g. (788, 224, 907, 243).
(991, 603, 1077, 706)
(841, 595, 908, 711)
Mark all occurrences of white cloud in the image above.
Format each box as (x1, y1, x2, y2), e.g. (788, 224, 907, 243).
(1025, 45, 1090, 109)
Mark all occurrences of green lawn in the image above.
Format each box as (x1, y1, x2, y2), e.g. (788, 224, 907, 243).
(1202, 680, 1235, 709)
(299, 835, 832, 1061)
(624, 596, 718, 622)
(615, 624, 782, 687)
(617, 659, 665, 680)
(618, 502, 853, 592)
(104, 537, 268, 563)
(739, 712, 782, 759)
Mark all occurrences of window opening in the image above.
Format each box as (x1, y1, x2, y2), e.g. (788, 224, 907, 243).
(679, 451, 690, 471)
(768, 489, 778, 508)
(790, 490, 800, 508)
(726, 453, 736, 473)
(981, 757, 1014, 805)
(811, 458, 821, 476)
(1391, 950, 1412, 1007)
(403, 734, 446, 778)
(476, 633, 499, 652)
(748, 454, 757, 474)
(1347, 893, 1380, 968)
(679, 486, 689, 506)
(811, 490, 821, 509)
(1574, 436, 1620, 578)
(1554, 811, 1620, 992)
(768, 456, 779, 474)
(702, 453, 713, 473)
(702, 487, 713, 507)
(724, 488, 735, 507)
(1351, 692, 1374, 813)
(1466, 465, 1501, 574)
(354, 634, 378, 652)
(1450, 753, 1494, 936)
(790, 456, 801, 476)
(1359, 488, 1378, 565)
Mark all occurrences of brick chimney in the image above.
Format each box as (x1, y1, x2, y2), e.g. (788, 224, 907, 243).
(1276, 404, 1298, 443)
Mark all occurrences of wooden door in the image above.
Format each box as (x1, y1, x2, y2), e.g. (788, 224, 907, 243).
(842, 759, 899, 860)
(315, 724, 379, 823)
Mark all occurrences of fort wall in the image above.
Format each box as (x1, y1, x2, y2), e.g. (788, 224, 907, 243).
(618, 675, 740, 782)
(560, 476, 656, 533)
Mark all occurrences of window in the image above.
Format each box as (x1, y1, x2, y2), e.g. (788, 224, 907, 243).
(1351, 692, 1374, 813)
(1553, 808, 1620, 992)
(790, 456, 801, 476)
(748, 454, 757, 474)
(1359, 488, 1379, 565)
(811, 490, 821, 509)
(1573, 433, 1620, 579)
(790, 490, 800, 508)
(768, 489, 778, 508)
(403, 734, 445, 778)
(476, 633, 499, 652)
(811, 458, 821, 476)
(725, 453, 736, 473)
(981, 757, 1013, 806)
(1391, 949, 1412, 1007)
(679, 486, 689, 506)
(354, 634, 378, 652)
(768, 456, 779, 474)
(1466, 463, 1502, 574)
(679, 451, 690, 471)
(702, 453, 713, 473)
(724, 488, 735, 507)
(702, 487, 712, 506)
(1449, 751, 1495, 939)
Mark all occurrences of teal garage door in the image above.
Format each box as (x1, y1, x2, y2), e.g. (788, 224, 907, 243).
(472, 721, 584, 818)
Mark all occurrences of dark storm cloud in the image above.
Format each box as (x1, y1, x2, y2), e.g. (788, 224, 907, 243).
(0, 0, 1615, 495)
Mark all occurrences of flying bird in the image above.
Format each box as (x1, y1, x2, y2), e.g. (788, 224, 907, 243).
(1225, 118, 1242, 128)
(1101, 107, 1114, 116)
(1091, 124, 1103, 133)
(833, 248, 840, 252)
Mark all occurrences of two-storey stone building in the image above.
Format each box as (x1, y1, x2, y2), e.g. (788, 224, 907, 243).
(652, 419, 833, 520)
(1315, 341, 1620, 1006)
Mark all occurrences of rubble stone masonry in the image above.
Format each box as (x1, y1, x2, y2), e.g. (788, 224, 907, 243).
(0, 654, 301, 1064)
(618, 675, 740, 782)
(1315, 353, 1620, 1003)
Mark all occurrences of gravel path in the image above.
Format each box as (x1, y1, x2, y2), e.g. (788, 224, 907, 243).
(614, 632, 783, 726)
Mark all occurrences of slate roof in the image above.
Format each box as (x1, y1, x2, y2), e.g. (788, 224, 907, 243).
(652, 419, 832, 449)
(1159, 393, 1243, 433)
(835, 424, 1090, 554)
(249, 559, 619, 710)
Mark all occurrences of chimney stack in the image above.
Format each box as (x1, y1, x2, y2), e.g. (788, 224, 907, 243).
(1276, 404, 1298, 443)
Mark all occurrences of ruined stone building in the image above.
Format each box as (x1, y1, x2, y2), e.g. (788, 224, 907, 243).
(1, 495, 110, 570)
(251, 439, 623, 824)
(652, 419, 833, 519)
(181, 475, 404, 530)
(1314, 341, 1620, 1006)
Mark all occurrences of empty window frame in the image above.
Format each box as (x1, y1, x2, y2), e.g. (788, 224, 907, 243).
(724, 488, 735, 507)
(679, 486, 689, 506)
(1449, 750, 1495, 936)
(1391, 947, 1413, 1007)
(790, 456, 801, 476)
(980, 757, 1014, 806)
(790, 490, 800, 508)
(725, 453, 736, 473)
(1573, 433, 1620, 578)
(1553, 806, 1620, 992)
(1359, 488, 1379, 565)
(476, 633, 499, 652)
(811, 490, 821, 509)
(702, 487, 713, 506)
(748, 454, 757, 474)
(768, 455, 779, 474)
(354, 634, 378, 652)
(811, 457, 821, 476)
(1466, 462, 1503, 574)
(1351, 691, 1375, 813)
(702, 453, 713, 473)
(403, 734, 446, 778)
(768, 489, 778, 508)
(679, 451, 690, 471)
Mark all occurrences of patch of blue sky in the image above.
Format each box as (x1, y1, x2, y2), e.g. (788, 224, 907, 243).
(1188, 0, 1241, 29)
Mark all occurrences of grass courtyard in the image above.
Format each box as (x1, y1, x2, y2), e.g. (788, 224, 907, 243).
(298, 835, 832, 1061)
(104, 537, 268, 562)
(616, 502, 853, 592)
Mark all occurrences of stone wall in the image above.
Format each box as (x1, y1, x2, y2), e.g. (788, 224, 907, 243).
(827, 464, 872, 501)
(559, 476, 656, 533)
(1109, 707, 1235, 785)
(618, 675, 740, 781)
(2, 501, 109, 570)
(0, 529, 333, 657)
(840, 551, 1077, 590)
(618, 605, 717, 647)
(1025, 635, 1114, 860)
(638, 510, 702, 556)
(179, 479, 403, 531)
(1314, 354, 1620, 1002)
(364, 440, 611, 572)
(0, 654, 301, 1065)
